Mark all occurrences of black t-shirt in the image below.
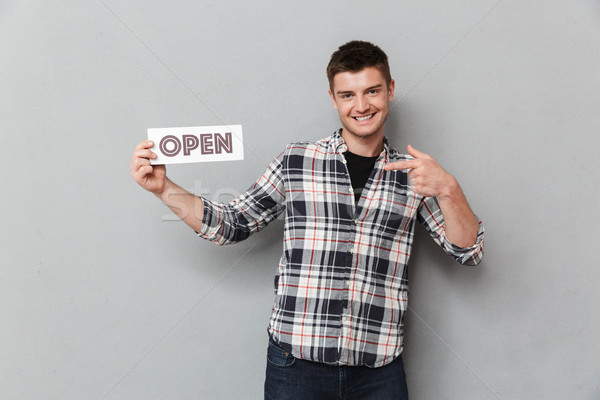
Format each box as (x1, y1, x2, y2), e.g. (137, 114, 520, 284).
(343, 151, 379, 204)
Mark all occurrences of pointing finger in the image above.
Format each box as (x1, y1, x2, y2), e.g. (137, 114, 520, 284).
(384, 160, 419, 171)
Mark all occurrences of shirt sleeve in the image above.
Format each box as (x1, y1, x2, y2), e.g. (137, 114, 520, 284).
(195, 150, 286, 245)
(417, 196, 484, 265)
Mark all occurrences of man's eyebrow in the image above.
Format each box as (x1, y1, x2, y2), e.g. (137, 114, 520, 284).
(336, 84, 384, 95)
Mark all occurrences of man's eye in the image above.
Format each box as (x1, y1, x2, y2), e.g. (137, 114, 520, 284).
(342, 94, 352, 99)
(369, 90, 378, 95)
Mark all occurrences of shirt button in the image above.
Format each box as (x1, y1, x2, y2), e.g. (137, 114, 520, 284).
(353, 219, 358, 224)
(348, 187, 353, 193)
(341, 159, 347, 164)
(349, 247, 353, 254)
(342, 316, 347, 322)
(346, 280, 352, 286)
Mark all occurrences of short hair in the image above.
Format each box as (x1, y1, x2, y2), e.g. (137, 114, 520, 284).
(326, 40, 392, 90)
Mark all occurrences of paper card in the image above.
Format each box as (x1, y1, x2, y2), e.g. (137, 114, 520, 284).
(147, 125, 244, 165)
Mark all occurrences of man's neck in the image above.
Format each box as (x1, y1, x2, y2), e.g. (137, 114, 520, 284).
(341, 129, 384, 157)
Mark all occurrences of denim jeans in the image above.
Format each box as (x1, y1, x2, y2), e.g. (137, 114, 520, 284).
(264, 337, 409, 400)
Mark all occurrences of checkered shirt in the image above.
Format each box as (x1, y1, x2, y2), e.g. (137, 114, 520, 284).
(197, 129, 484, 367)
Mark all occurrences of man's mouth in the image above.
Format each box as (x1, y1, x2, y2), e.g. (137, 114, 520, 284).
(353, 113, 375, 122)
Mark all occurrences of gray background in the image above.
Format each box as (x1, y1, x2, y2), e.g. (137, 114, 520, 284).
(1, 0, 599, 399)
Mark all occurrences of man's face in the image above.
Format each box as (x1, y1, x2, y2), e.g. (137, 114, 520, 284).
(329, 67, 395, 141)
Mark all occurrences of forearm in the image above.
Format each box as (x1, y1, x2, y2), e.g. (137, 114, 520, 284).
(436, 176, 480, 248)
(155, 178, 205, 232)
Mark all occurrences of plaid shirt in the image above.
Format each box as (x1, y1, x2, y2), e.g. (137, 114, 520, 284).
(197, 129, 484, 367)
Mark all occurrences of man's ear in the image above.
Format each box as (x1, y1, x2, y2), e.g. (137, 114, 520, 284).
(387, 79, 396, 102)
(328, 89, 339, 110)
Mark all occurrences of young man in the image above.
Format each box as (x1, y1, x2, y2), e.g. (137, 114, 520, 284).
(131, 41, 484, 399)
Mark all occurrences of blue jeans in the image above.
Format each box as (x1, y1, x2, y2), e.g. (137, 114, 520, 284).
(264, 337, 409, 400)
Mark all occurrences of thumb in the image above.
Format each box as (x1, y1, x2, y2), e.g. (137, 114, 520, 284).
(407, 144, 432, 160)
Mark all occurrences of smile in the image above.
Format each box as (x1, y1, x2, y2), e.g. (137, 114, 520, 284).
(353, 113, 375, 122)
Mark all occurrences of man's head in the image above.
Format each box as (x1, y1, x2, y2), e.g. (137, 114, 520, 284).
(326, 40, 392, 92)
(327, 41, 395, 145)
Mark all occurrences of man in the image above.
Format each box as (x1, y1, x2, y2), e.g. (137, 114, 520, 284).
(130, 40, 484, 399)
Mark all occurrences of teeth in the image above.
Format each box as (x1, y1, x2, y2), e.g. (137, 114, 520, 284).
(355, 114, 374, 121)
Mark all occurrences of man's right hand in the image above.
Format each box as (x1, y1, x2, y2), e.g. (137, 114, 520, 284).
(130, 139, 205, 231)
(130, 140, 166, 195)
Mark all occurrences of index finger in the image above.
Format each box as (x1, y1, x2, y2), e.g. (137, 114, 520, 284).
(135, 140, 155, 150)
(384, 160, 419, 171)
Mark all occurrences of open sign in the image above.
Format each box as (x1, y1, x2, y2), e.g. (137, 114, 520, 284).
(148, 125, 244, 165)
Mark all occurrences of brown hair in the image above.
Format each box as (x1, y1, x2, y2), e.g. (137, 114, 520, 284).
(326, 40, 392, 90)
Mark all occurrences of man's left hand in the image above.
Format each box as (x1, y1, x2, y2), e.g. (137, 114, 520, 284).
(384, 145, 456, 198)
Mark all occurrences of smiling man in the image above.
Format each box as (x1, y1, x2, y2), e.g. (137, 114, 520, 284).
(131, 40, 484, 400)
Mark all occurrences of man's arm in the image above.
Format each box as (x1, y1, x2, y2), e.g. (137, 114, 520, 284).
(130, 140, 205, 232)
(384, 144, 479, 248)
(433, 176, 479, 248)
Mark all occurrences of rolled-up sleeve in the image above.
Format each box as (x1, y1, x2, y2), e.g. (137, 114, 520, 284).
(196, 151, 286, 245)
(417, 196, 485, 265)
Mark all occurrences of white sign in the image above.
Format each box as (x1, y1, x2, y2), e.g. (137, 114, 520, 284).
(147, 125, 244, 165)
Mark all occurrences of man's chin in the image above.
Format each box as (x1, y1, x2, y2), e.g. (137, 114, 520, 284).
(344, 128, 380, 139)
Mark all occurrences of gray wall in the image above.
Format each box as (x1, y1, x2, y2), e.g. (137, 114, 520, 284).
(2, 1, 599, 399)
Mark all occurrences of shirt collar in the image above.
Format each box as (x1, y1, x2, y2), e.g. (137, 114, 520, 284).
(331, 128, 391, 162)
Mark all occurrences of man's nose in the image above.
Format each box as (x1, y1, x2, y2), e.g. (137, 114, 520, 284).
(355, 95, 369, 113)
